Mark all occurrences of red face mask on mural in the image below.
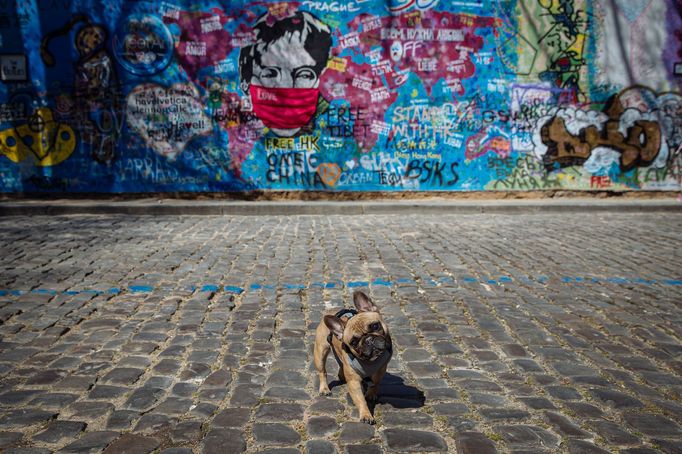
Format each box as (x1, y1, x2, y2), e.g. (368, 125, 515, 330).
(249, 85, 319, 130)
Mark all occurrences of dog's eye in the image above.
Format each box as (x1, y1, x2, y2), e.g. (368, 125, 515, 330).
(350, 337, 359, 347)
(370, 322, 381, 332)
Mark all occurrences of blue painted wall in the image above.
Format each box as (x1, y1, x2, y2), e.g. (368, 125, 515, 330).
(0, 0, 681, 192)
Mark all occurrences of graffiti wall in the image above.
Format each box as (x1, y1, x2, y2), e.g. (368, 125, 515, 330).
(0, 0, 680, 193)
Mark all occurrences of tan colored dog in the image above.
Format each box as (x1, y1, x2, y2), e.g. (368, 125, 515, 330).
(314, 290, 392, 424)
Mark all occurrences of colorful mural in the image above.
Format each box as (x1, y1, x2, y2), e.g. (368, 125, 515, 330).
(0, 0, 680, 193)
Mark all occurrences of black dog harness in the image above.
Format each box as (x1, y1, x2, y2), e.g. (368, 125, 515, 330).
(327, 308, 392, 380)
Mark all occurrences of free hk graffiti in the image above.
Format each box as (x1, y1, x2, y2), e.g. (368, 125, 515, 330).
(0, 0, 679, 193)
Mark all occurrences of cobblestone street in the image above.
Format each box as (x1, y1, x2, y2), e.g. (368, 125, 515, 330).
(0, 213, 681, 454)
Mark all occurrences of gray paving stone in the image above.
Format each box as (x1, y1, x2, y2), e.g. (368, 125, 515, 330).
(32, 420, 86, 443)
(381, 411, 432, 427)
(339, 422, 375, 442)
(101, 367, 144, 385)
(153, 397, 193, 415)
(57, 430, 118, 453)
(169, 420, 203, 444)
(123, 387, 164, 411)
(455, 431, 498, 454)
(255, 449, 300, 454)
(133, 413, 176, 433)
(29, 392, 79, 409)
(563, 402, 603, 418)
(518, 397, 557, 410)
(256, 403, 305, 422)
(106, 410, 140, 430)
(0, 431, 22, 448)
(67, 401, 114, 419)
(202, 428, 246, 454)
(306, 440, 337, 454)
(204, 368, 232, 387)
(213, 407, 251, 428)
(171, 382, 198, 397)
(0, 390, 45, 405)
(432, 402, 469, 416)
(589, 420, 639, 444)
(543, 411, 591, 438)
(307, 416, 338, 437)
(0, 409, 58, 428)
(546, 386, 582, 401)
(6, 449, 52, 454)
(589, 389, 643, 409)
(309, 397, 345, 415)
(479, 408, 530, 421)
(497, 425, 559, 449)
(383, 428, 447, 452)
(89, 385, 128, 399)
(624, 413, 682, 437)
(565, 439, 610, 454)
(344, 446, 382, 454)
(102, 434, 160, 454)
(263, 386, 311, 401)
(253, 423, 301, 445)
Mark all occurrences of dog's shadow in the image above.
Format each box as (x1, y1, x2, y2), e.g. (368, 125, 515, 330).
(330, 372, 425, 410)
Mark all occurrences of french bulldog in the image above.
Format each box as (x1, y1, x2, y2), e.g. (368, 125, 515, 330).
(314, 290, 392, 424)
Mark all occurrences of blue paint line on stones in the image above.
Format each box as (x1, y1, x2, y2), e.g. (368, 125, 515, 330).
(0, 275, 680, 300)
(372, 279, 393, 286)
(348, 281, 369, 287)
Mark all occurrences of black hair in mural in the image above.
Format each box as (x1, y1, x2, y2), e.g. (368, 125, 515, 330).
(239, 11, 332, 86)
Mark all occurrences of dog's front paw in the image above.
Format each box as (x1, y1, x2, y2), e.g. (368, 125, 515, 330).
(319, 390, 332, 396)
(360, 416, 376, 425)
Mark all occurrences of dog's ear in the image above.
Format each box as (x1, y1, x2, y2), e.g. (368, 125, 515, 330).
(324, 315, 345, 340)
(353, 290, 378, 312)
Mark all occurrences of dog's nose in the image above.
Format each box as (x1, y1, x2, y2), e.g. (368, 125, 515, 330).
(367, 336, 385, 350)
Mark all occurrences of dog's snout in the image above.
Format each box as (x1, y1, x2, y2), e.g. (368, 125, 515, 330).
(363, 335, 385, 352)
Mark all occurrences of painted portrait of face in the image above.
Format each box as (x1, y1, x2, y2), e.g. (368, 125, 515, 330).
(239, 11, 332, 137)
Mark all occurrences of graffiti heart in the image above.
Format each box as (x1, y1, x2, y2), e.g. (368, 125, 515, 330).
(317, 162, 341, 187)
(126, 83, 211, 160)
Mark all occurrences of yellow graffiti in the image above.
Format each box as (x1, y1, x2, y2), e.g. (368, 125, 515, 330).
(0, 108, 76, 166)
(327, 57, 347, 73)
(538, 0, 561, 13)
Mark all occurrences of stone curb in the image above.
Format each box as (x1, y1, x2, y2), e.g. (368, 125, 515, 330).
(0, 199, 680, 216)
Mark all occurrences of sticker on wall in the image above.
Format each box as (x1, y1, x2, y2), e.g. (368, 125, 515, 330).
(0, 54, 28, 82)
(113, 14, 174, 76)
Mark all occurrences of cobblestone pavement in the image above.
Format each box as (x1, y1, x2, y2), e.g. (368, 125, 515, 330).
(0, 213, 681, 454)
